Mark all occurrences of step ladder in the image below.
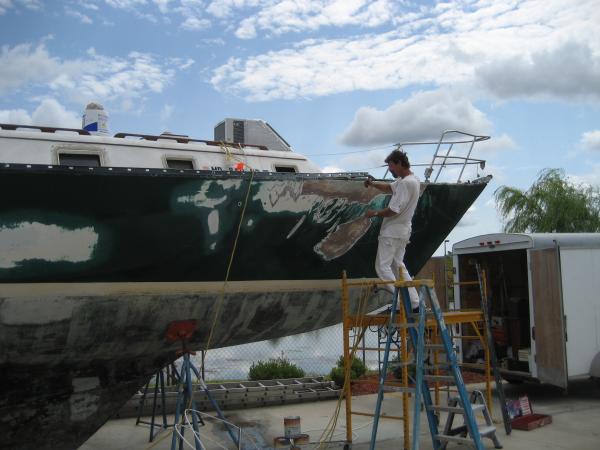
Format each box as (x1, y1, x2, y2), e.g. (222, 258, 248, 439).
(440, 390, 501, 449)
(370, 279, 502, 450)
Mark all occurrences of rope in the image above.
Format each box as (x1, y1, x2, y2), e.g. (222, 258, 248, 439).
(204, 168, 256, 353)
(148, 167, 256, 450)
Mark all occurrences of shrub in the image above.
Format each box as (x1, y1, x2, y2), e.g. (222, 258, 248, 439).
(329, 355, 367, 387)
(248, 356, 305, 380)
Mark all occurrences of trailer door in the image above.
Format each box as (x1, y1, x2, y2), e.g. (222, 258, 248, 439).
(530, 247, 568, 388)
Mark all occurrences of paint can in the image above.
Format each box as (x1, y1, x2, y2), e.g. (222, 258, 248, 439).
(284, 415, 301, 438)
(273, 436, 291, 448)
(291, 433, 310, 449)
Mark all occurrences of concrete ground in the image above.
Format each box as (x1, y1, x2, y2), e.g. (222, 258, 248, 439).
(79, 379, 600, 450)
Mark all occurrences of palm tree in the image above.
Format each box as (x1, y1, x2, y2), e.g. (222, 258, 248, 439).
(495, 169, 600, 233)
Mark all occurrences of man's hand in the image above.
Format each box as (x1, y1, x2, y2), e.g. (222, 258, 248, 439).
(365, 209, 378, 218)
(363, 175, 375, 188)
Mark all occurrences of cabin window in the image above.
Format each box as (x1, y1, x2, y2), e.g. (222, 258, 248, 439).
(58, 153, 102, 167)
(274, 165, 297, 173)
(166, 158, 195, 170)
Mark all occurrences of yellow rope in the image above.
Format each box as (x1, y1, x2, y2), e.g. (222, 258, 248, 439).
(150, 169, 256, 450)
(219, 141, 253, 171)
(204, 168, 256, 352)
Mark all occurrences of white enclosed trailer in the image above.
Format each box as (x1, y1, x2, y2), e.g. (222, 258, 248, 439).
(452, 233, 600, 388)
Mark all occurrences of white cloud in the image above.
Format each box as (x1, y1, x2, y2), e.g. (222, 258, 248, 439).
(79, 1, 99, 11)
(568, 164, 600, 187)
(66, 7, 93, 24)
(211, 0, 600, 101)
(104, 0, 147, 8)
(206, 0, 261, 19)
(181, 16, 210, 30)
(0, 98, 80, 128)
(152, 0, 171, 13)
(0, 42, 181, 111)
(339, 90, 492, 147)
(212, 0, 399, 38)
(476, 41, 600, 102)
(0, 43, 61, 93)
(476, 133, 517, 155)
(581, 130, 600, 151)
(0, 0, 13, 15)
(160, 103, 174, 121)
(31, 98, 81, 127)
(321, 165, 345, 173)
(0, 107, 31, 124)
(0, 1, 64, 15)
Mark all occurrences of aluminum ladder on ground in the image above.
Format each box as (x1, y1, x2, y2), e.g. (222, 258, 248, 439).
(369, 279, 502, 450)
(440, 390, 501, 449)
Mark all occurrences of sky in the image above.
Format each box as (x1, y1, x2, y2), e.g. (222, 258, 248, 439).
(1, 0, 599, 255)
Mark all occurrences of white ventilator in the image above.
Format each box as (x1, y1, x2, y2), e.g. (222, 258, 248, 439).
(82, 102, 109, 135)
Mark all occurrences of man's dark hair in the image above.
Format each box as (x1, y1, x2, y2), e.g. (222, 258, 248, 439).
(385, 149, 410, 168)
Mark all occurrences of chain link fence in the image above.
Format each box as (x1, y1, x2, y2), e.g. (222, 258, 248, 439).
(192, 324, 386, 382)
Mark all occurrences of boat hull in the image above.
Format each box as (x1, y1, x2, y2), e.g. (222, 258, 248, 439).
(0, 280, 385, 450)
(0, 165, 487, 281)
(0, 164, 490, 449)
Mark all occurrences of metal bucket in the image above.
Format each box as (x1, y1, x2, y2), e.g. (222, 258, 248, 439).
(284, 415, 301, 438)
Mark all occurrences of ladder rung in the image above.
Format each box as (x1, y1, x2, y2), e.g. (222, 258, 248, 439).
(351, 379, 413, 390)
(409, 312, 435, 319)
(427, 404, 485, 413)
(436, 425, 497, 444)
(424, 344, 445, 350)
(424, 375, 455, 383)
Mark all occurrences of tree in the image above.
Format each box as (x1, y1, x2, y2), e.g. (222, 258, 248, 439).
(495, 169, 600, 233)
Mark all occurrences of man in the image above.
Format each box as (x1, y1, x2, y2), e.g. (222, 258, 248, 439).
(364, 149, 420, 311)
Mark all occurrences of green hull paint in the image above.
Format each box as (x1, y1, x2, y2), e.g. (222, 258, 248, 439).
(0, 165, 489, 282)
(0, 164, 490, 450)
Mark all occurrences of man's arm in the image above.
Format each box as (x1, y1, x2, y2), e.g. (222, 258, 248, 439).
(364, 177, 393, 194)
(365, 207, 397, 218)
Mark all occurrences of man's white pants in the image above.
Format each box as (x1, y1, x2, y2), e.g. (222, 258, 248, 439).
(375, 236, 420, 309)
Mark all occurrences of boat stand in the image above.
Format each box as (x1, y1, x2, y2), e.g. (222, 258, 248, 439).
(165, 320, 240, 450)
(136, 364, 179, 442)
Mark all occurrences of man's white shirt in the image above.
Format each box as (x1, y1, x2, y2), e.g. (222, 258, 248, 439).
(379, 173, 420, 240)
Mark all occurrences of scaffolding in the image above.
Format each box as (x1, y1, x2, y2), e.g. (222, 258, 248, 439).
(341, 272, 496, 449)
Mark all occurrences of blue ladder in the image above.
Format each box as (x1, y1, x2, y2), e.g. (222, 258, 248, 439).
(370, 280, 500, 450)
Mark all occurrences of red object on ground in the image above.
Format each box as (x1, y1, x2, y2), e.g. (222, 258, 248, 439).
(511, 413, 553, 430)
(165, 319, 198, 343)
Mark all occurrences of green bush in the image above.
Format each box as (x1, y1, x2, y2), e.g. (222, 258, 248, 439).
(329, 355, 367, 387)
(248, 356, 305, 380)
